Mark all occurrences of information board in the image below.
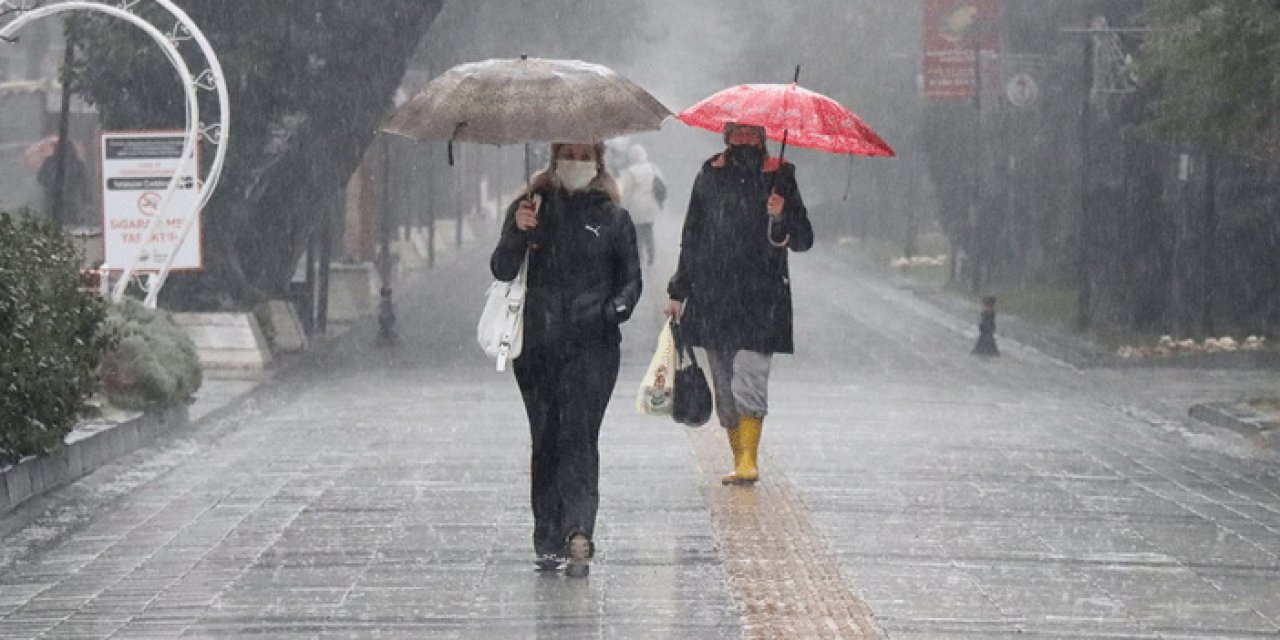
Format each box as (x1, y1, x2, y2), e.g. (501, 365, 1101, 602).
(101, 131, 202, 271)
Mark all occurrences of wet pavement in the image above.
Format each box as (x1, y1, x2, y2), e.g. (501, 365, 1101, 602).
(2, 227, 1280, 639)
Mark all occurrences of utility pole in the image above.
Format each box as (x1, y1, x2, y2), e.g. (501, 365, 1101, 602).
(1201, 150, 1217, 337)
(1077, 27, 1094, 331)
(376, 135, 397, 346)
(970, 34, 984, 295)
(316, 192, 334, 336)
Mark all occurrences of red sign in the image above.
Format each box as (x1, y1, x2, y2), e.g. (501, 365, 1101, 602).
(924, 0, 1001, 99)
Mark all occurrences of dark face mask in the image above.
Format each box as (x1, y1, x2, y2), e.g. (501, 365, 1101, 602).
(726, 144, 765, 170)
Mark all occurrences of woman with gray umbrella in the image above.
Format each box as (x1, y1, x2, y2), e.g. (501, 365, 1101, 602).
(491, 142, 642, 577)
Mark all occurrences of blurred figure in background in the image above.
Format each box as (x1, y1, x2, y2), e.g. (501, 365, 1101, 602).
(604, 136, 631, 176)
(617, 143, 665, 267)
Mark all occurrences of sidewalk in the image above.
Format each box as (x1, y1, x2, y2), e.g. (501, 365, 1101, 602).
(1, 239, 1278, 638)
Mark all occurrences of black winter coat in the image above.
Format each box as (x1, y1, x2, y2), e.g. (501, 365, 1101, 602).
(491, 187, 643, 351)
(668, 154, 813, 354)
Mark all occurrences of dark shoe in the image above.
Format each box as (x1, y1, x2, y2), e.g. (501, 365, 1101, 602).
(564, 533, 592, 578)
(534, 554, 562, 572)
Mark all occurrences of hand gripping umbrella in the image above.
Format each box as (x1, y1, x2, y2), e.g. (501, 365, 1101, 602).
(382, 55, 672, 192)
(677, 66, 895, 245)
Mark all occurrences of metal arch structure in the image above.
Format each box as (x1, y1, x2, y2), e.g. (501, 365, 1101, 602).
(0, 0, 229, 308)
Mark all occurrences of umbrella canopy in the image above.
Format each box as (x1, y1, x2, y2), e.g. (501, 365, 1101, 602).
(382, 56, 672, 145)
(677, 83, 895, 158)
(23, 135, 85, 170)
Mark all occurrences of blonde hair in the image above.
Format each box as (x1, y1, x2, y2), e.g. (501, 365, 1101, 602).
(521, 142, 621, 204)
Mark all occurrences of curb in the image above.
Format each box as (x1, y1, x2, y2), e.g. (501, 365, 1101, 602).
(0, 405, 187, 516)
(1189, 402, 1280, 445)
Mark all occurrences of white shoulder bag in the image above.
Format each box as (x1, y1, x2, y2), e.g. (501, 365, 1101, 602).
(477, 251, 528, 372)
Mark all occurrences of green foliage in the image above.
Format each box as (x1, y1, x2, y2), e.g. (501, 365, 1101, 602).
(99, 300, 202, 412)
(0, 212, 113, 464)
(1137, 0, 1280, 160)
(69, 1, 445, 307)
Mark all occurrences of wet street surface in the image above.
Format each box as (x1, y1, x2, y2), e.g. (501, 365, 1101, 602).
(3, 232, 1280, 639)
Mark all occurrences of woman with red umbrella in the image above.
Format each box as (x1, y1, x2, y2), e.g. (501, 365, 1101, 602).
(663, 122, 813, 486)
(665, 71, 893, 486)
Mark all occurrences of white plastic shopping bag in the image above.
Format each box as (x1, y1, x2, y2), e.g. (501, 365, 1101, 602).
(635, 322, 676, 414)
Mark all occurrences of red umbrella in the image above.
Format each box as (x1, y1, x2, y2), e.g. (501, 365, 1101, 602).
(677, 78, 895, 158)
(23, 135, 85, 170)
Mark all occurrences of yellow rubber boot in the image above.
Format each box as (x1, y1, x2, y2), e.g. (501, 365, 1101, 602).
(732, 416, 762, 485)
(720, 427, 744, 485)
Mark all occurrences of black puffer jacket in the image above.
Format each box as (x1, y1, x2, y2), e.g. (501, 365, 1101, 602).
(668, 153, 813, 354)
(491, 187, 643, 351)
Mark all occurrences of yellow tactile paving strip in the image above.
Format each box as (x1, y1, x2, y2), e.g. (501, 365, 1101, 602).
(689, 426, 887, 640)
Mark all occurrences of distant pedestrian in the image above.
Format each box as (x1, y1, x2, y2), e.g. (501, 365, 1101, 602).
(972, 295, 999, 356)
(617, 144, 666, 267)
(664, 122, 813, 486)
(37, 143, 90, 224)
(491, 142, 643, 577)
(604, 136, 631, 176)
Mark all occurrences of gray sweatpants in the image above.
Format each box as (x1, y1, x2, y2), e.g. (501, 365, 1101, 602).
(703, 349, 773, 429)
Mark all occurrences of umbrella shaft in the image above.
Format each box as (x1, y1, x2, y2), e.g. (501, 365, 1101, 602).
(524, 143, 532, 194)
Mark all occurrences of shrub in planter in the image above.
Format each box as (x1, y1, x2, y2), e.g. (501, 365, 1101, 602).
(0, 212, 112, 464)
(99, 299, 202, 411)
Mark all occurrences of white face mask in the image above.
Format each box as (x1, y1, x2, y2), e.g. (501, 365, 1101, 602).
(557, 160, 597, 191)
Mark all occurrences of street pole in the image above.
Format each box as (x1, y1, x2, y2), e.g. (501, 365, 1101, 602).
(316, 194, 334, 335)
(377, 135, 397, 346)
(1076, 29, 1094, 331)
(1201, 150, 1217, 336)
(970, 36, 984, 295)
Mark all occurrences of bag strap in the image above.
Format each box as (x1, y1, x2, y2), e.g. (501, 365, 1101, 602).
(670, 320, 700, 369)
(507, 251, 530, 309)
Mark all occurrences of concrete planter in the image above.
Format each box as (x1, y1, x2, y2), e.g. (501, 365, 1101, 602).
(1189, 402, 1280, 444)
(1, 405, 187, 516)
(172, 312, 273, 380)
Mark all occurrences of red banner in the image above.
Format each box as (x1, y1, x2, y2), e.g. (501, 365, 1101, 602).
(924, 0, 1001, 99)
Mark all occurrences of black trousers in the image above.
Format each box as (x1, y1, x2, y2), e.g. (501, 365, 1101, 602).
(514, 342, 620, 556)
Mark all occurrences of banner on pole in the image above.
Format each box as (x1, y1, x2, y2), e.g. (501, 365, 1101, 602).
(923, 0, 1001, 99)
(101, 131, 202, 271)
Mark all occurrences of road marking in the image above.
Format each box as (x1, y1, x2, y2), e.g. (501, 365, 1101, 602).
(688, 426, 886, 639)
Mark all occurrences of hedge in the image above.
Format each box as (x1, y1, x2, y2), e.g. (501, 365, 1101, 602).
(0, 212, 112, 464)
(99, 299, 202, 411)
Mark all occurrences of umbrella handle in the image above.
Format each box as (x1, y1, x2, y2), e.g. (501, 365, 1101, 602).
(523, 142, 532, 196)
(768, 217, 790, 248)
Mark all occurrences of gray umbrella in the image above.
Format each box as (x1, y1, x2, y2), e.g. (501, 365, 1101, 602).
(382, 55, 672, 146)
